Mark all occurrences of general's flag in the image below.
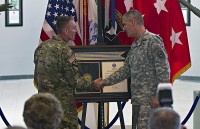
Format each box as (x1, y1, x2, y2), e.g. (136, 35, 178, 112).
(133, 0, 191, 82)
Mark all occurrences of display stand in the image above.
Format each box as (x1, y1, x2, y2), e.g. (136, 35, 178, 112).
(76, 98, 128, 129)
(72, 46, 131, 129)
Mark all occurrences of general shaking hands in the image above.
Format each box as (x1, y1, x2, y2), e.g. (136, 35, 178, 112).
(93, 78, 105, 90)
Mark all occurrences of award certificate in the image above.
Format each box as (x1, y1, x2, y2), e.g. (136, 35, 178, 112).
(102, 62, 128, 93)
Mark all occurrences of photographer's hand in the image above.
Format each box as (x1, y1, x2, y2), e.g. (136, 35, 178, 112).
(150, 97, 160, 108)
(0, 3, 13, 12)
(93, 78, 105, 90)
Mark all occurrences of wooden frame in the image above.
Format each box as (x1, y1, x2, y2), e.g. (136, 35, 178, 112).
(5, 0, 23, 26)
(181, 0, 191, 26)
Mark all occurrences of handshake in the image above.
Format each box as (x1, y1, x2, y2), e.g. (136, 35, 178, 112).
(93, 78, 105, 90)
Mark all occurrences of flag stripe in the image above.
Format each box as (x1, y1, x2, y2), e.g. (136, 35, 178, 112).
(83, 0, 89, 46)
(40, 28, 50, 41)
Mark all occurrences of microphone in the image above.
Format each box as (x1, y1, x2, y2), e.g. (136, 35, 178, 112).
(157, 83, 173, 107)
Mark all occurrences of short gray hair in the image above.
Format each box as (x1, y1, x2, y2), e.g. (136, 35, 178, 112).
(148, 107, 181, 129)
(122, 10, 144, 25)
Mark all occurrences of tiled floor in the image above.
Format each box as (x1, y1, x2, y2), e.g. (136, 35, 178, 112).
(0, 79, 199, 129)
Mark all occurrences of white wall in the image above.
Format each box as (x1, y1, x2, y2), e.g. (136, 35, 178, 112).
(0, 0, 48, 76)
(0, 0, 200, 77)
(183, 0, 200, 77)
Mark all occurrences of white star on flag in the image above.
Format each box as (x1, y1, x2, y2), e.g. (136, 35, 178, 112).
(48, 4, 52, 9)
(71, 7, 75, 13)
(54, 4, 59, 10)
(46, 11, 51, 17)
(52, 20, 56, 25)
(53, 12, 58, 17)
(154, 0, 168, 14)
(170, 28, 183, 49)
(124, 0, 133, 11)
(65, 7, 69, 12)
(106, 21, 117, 35)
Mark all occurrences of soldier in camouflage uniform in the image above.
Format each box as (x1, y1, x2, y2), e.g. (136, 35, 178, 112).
(34, 16, 94, 129)
(94, 10, 170, 129)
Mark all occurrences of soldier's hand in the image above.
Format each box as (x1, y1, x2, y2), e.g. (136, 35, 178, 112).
(0, 3, 13, 12)
(150, 97, 160, 108)
(93, 78, 104, 90)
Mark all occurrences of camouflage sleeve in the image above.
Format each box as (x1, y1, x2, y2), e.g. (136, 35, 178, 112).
(152, 36, 170, 84)
(33, 48, 39, 87)
(75, 72, 92, 88)
(62, 47, 92, 88)
(103, 57, 131, 86)
(33, 44, 42, 64)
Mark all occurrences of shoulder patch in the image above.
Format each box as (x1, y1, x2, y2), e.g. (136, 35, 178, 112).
(83, 74, 92, 81)
(157, 50, 165, 59)
(68, 54, 76, 63)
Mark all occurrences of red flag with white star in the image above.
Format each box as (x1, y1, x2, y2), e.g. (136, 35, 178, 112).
(133, 0, 191, 83)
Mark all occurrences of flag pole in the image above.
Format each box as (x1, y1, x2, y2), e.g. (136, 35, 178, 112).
(97, 0, 105, 45)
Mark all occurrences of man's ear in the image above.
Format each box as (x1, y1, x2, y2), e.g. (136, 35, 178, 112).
(65, 30, 68, 35)
(131, 19, 135, 25)
(63, 29, 68, 35)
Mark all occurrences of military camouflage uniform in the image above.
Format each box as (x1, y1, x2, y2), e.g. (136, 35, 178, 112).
(104, 30, 170, 129)
(34, 36, 92, 129)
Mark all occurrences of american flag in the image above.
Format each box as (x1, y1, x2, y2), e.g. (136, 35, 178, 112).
(40, 0, 82, 45)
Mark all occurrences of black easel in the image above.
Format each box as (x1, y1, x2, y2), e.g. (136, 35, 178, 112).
(77, 98, 128, 129)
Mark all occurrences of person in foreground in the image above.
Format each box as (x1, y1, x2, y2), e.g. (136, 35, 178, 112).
(0, 3, 12, 12)
(94, 10, 170, 129)
(148, 107, 184, 129)
(5, 126, 26, 129)
(34, 16, 96, 129)
(23, 93, 63, 129)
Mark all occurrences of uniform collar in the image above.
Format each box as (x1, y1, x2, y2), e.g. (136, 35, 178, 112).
(135, 30, 149, 46)
(52, 36, 68, 44)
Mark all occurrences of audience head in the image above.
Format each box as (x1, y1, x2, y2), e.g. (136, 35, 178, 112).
(148, 107, 181, 129)
(23, 93, 63, 129)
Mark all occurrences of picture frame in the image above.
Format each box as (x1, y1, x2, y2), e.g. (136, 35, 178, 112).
(181, 0, 191, 26)
(71, 45, 131, 102)
(5, 0, 23, 26)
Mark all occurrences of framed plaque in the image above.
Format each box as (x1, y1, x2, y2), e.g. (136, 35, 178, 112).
(102, 62, 128, 93)
(75, 62, 101, 94)
(5, 0, 23, 26)
(71, 45, 131, 102)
